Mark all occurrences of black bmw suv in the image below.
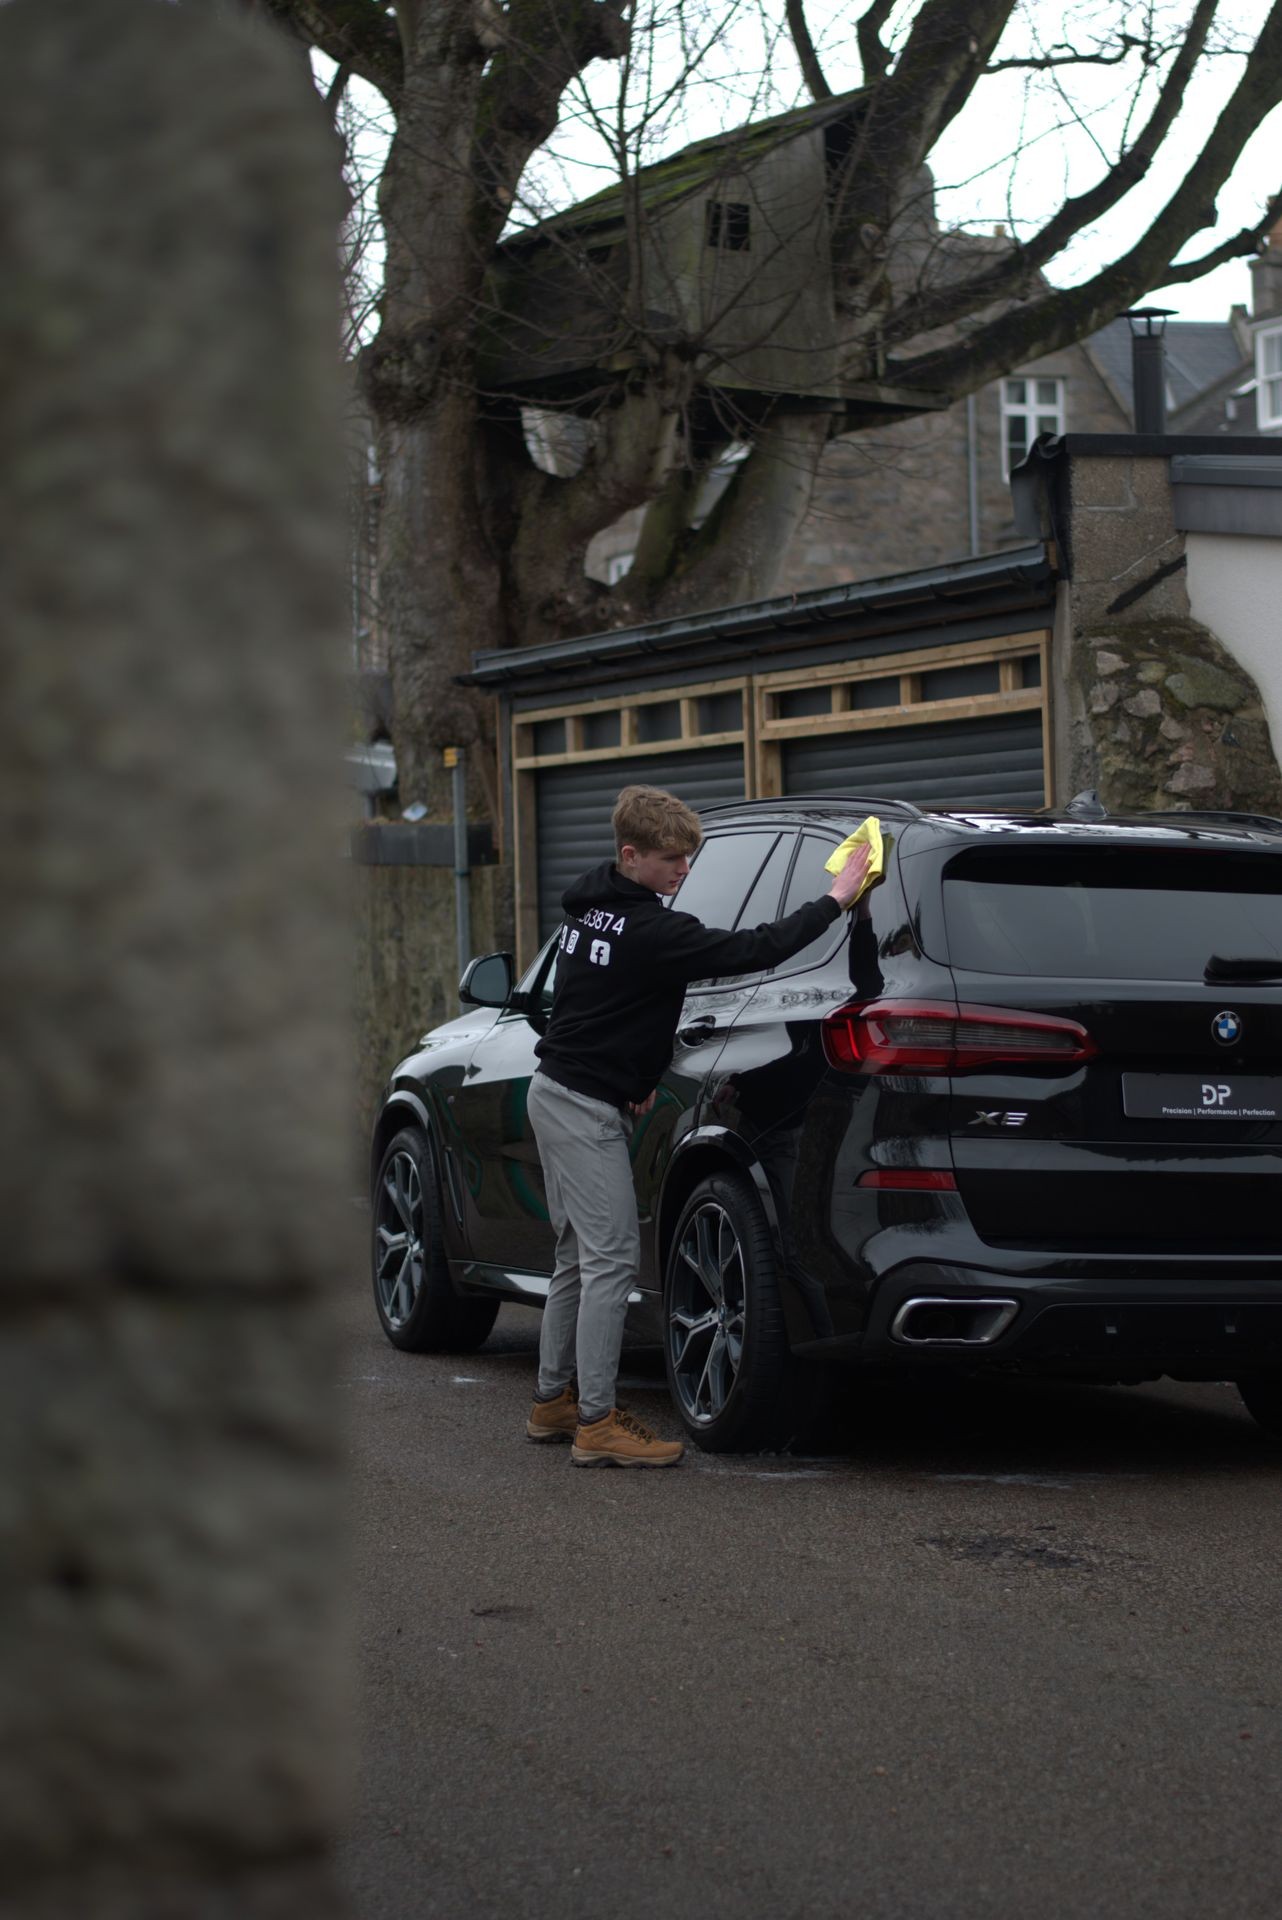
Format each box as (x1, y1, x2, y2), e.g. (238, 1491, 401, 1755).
(369, 797, 1282, 1451)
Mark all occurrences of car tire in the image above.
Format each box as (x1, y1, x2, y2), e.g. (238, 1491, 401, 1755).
(1236, 1376, 1282, 1441)
(371, 1127, 499, 1353)
(663, 1169, 817, 1453)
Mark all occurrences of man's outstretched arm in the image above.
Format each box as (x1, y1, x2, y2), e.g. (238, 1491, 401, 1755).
(660, 842, 873, 985)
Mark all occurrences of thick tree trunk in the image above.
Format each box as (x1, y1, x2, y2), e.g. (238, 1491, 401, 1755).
(363, 38, 508, 814)
(376, 397, 504, 814)
(0, 5, 351, 1912)
(649, 411, 834, 616)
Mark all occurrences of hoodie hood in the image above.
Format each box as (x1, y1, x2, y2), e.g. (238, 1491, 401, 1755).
(561, 861, 656, 914)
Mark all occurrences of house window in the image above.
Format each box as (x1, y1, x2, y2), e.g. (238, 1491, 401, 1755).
(1258, 325, 1282, 430)
(1001, 376, 1064, 479)
(706, 201, 751, 251)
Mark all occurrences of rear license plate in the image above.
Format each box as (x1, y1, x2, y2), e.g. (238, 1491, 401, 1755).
(1123, 1073, 1282, 1121)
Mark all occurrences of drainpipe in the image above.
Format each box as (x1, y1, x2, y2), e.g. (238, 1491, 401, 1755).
(965, 391, 980, 556)
(444, 746, 471, 1002)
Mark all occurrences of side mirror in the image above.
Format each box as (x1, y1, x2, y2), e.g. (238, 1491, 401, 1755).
(459, 951, 514, 1008)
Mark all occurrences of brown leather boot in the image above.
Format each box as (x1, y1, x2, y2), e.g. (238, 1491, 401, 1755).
(526, 1385, 578, 1443)
(570, 1408, 685, 1468)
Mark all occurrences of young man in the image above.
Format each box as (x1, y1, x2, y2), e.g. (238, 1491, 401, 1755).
(524, 784, 871, 1468)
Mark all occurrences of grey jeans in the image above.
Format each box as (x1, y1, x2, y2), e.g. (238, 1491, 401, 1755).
(526, 1071, 639, 1424)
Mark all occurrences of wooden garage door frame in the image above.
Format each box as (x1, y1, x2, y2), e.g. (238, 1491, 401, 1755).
(753, 630, 1052, 803)
(511, 678, 751, 966)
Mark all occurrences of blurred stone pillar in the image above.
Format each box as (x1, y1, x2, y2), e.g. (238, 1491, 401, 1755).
(0, 4, 352, 1915)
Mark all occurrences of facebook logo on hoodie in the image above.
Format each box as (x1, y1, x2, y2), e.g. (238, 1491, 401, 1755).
(589, 939, 611, 966)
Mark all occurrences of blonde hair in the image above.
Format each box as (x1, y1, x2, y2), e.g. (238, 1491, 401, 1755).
(612, 785, 703, 858)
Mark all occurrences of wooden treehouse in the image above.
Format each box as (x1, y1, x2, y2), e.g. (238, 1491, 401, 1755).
(478, 89, 947, 435)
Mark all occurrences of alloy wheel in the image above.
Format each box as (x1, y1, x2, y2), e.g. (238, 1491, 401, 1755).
(375, 1150, 426, 1328)
(667, 1201, 746, 1424)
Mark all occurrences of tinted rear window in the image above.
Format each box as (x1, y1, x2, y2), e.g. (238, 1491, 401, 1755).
(942, 849, 1282, 980)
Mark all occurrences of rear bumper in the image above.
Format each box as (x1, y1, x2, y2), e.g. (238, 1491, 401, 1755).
(804, 1259, 1282, 1379)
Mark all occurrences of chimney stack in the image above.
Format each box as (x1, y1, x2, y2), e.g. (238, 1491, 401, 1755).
(1126, 308, 1174, 435)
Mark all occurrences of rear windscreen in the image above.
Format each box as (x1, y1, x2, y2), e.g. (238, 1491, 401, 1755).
(942, 849, 1282, 980)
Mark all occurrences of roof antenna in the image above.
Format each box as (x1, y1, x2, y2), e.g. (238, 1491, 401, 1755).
(1065, 789, 1107, 818)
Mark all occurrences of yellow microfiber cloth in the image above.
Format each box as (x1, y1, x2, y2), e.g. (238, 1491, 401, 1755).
(824, 815, 884, 906)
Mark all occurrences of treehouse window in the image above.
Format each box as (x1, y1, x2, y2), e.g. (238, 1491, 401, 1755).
(706, 201, 751, 251)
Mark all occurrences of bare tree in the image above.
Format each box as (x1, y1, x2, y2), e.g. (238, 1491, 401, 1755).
(260, 0, 1282, 812)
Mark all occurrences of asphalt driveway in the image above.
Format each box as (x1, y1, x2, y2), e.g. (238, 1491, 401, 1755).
(337, 1282, 1282, 1920)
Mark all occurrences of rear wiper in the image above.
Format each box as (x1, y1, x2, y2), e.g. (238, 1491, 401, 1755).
(1204, 954, 1282, 983)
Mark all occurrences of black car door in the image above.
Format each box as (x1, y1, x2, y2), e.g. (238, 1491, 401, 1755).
(447, 939, 559, 1276)
(632, 829, 799, 1279)
(663, 827, 798, 1067)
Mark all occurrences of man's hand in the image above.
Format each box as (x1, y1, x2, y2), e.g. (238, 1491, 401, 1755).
(628, 1090, 657, 1116)
(826, 840, 873, 910)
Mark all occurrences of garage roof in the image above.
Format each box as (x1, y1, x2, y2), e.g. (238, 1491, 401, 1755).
(463, 544, 1056, 695)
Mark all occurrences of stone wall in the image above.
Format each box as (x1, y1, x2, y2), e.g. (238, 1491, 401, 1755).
(0, 6, 352, 1914)
(1074, 617, 1282, 813)
(1055, 451, 1282, 813)
(354, 857, 513, 1139)
(776, 336, 1131, 593)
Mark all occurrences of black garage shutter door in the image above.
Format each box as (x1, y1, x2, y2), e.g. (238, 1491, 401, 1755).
(536, 747, 745, 938)
(782, 711, 1044, 810)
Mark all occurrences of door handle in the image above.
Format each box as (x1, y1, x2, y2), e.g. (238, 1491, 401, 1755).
(677, 1015, 718, 1046)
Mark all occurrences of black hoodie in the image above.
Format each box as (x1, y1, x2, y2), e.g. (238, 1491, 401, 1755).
(534, 860, 841, 1108)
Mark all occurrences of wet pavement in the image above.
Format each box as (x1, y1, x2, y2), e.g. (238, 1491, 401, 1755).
(337, 1282, 1282, 1920)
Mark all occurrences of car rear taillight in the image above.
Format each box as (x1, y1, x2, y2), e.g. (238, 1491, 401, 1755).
(821, 1000, 1096, 1073)
(856, 1169, 958, 1191)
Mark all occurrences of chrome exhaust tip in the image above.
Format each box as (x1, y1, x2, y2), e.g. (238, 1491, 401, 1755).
(891, 1297, 1019, 1346)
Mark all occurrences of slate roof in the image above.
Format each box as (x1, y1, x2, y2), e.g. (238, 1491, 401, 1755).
(1169, 363, 1259, 436)
(1085, 316, 1246, 415)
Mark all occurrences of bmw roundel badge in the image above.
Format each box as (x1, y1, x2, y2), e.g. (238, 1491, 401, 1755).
(1213, 1010, 1242, 1046)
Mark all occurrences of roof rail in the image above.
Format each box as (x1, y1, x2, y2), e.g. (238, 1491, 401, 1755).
(699, 794, 928, 821)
